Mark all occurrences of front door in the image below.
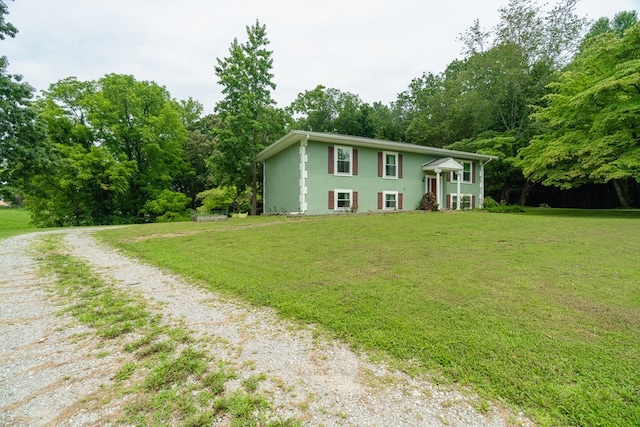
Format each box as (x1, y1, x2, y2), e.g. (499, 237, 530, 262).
(427, 177, 437, 194)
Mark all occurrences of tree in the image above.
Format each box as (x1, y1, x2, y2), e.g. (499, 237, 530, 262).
(287, 85, 383, 138)
(0, 0, 47, 204)
(212, 20, 286, 215)
(584, 11, 638, 40)
(518, 22, 640, 207)
(89, 74, 189, 220)
(27, 74, 190, 225)
(428, 0, 588, 203)
(173, 99, 219, 209)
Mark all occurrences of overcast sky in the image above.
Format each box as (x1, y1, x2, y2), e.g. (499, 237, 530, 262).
(3, 0, 638, 112)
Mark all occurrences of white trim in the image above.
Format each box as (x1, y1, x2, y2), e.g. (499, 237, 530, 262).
(382, 191, 399, 210)
(383, 151, 398, 179)
(299, 137, 308, 213)
(480, 160, 486, 206)
(334, 189, 353, 211)
(435, 168, 442, 208)
(334, 145, 353, 176)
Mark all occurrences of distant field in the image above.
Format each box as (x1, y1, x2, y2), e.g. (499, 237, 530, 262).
(96, 210, 640, 426)
(0, 208, 33, 240)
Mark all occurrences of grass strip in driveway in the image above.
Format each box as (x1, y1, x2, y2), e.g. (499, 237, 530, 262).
(97, 210, 640, 426)
(35, 233, 299, 427)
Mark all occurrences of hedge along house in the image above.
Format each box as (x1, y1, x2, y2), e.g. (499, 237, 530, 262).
(257, 131, 497, 214)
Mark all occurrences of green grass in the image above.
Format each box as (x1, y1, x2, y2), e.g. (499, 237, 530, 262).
(97, 210, 640, 426)
(0, 207, 33, 239)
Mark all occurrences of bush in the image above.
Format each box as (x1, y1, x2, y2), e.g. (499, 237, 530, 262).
(486, 201, 525, 213)
(418, 192, 439, 211)
(482, 196, 498, 209)
(142, 190, 190, 222)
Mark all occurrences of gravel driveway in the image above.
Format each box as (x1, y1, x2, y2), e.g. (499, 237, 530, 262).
(1, 229, 532, 426)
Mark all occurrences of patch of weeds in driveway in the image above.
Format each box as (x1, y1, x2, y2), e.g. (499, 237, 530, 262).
(35, 233, 301, 426)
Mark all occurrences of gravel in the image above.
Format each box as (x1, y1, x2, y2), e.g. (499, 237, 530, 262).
(1, 229, 533, 426)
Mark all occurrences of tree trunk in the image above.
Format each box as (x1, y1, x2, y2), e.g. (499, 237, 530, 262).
(500, 181, 511, 204)
(251, 161, 258, 216)
(518, 179, 533, 206)
(612, 179, 630, 208)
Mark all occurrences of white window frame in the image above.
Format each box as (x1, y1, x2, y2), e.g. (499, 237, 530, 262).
(450, 193, 473, 210)
(383, 191, 398, 210)
(462, 161, 472, 183)
(334, 146, 352, 176)
(383, 151, 398, 179)
(335, 189, 352, 211)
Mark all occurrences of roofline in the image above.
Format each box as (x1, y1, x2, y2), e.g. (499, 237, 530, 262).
(257, 130, 499, 161)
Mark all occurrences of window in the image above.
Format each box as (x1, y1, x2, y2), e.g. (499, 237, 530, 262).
(449, 162, 472, 183)
(384, 191, 398, 210)
(449, 194, 473, 210)
(336, 146, 352, 175)
(462, 161, 472, 183)
(336, 190, 352, 210)
(384, 152, 397, 178)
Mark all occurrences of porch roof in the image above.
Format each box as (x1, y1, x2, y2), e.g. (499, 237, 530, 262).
(422, 157, 463, 172)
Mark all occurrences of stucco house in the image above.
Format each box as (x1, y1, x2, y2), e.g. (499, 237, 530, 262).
(257, 131, 497, 215)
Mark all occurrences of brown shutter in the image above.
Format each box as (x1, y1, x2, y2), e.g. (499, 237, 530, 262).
(398, 154, 403, 178)
(328, 146, 334, 174)
(472, 162, 476, 183)
(353, 191, 358, 208)
(353, 149, 358, 175)
(398, 193, 403, 210)
(472, 195, 476, 209)
(378, 192, 383, 209)
(446, 194, 451, 209)
(328, 191, 334, 209)
(446, 171, 451, 182)
(378, 152, 383, 177)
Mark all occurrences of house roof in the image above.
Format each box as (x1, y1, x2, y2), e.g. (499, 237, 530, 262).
(257, 131, 498, 162)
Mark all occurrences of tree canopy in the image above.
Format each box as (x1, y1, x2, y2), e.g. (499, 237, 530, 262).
(26, 74, 190, 226)
(518, 21, 640, 206)
(0, 0, 48, 203)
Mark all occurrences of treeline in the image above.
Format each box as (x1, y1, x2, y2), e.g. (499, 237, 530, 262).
(1, 0, 638, 226)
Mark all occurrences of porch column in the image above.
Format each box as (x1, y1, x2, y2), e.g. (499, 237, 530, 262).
(456, 171, 462, 210)
(434, 168, 442, 208)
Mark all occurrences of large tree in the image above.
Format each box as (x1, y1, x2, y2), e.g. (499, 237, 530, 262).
(28, 74, 190, 225)
(0, 0, 47, 204)
(518, 21, 640, 207)
(212, 20, 286, 215)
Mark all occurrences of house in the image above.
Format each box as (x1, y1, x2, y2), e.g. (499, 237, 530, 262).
(257, 131, 497, 214)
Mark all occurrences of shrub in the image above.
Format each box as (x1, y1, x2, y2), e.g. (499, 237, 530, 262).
(486, 201, 525, 213)
(142, 190, 190, 222)
(482, 196, 498, 209)
(418, 192, 439, 211)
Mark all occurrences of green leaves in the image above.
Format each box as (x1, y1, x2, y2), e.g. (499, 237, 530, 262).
(26, 74, 190, 225)
(213, 21, 285, 215)
(519, 22, 640, 190)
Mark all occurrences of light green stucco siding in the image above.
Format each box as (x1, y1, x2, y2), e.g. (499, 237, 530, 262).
(263, 143, 300, 214)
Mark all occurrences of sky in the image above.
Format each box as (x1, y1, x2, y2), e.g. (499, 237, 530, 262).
(3, 0, 638, 112)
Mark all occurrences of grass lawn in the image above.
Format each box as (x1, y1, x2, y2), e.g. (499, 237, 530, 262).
(97, 210, 640, 426)
(0, 207, 33, 240)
